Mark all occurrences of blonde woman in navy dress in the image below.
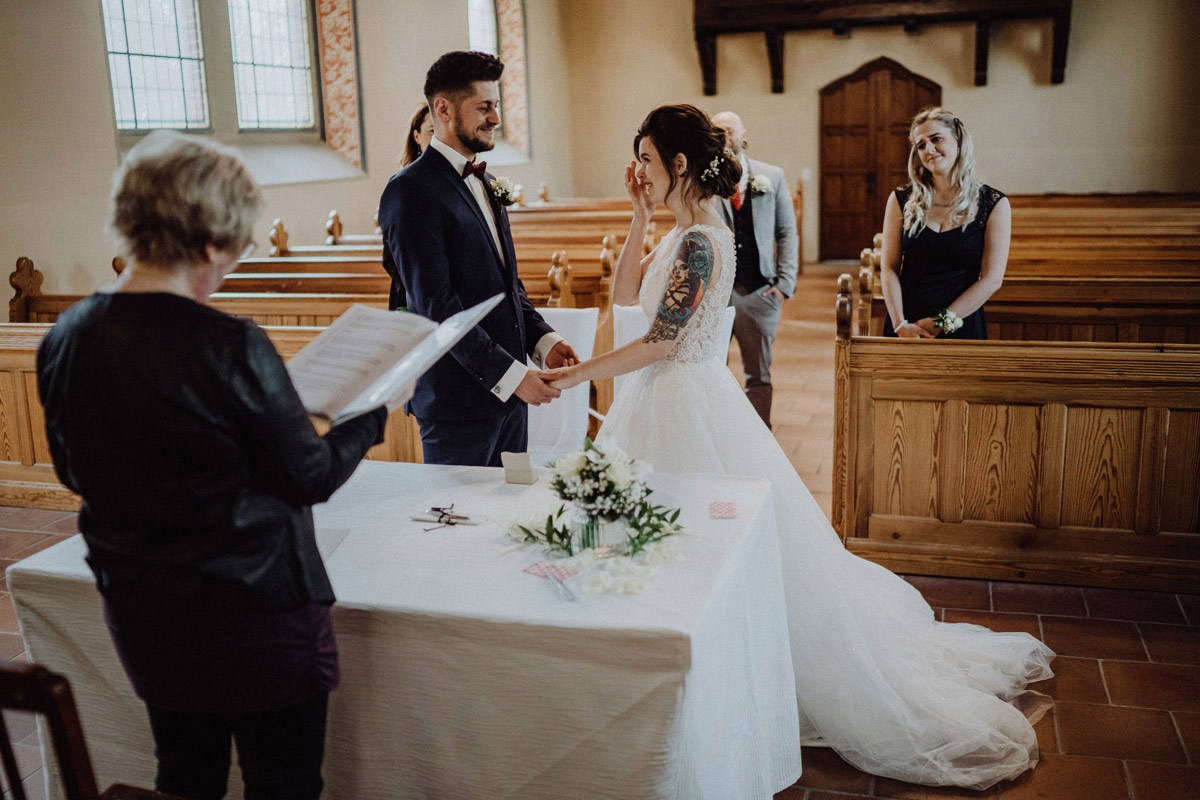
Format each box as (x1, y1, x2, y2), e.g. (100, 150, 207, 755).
(880, 107, 1012, 339)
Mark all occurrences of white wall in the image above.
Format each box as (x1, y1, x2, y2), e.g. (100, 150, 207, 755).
(560, 0, 1200, 261)
(2, 0, 1196, 286)
(0, 0, 574, 294)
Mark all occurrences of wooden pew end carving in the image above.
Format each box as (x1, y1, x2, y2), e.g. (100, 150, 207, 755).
(324, 210, 343, 245)
(269, 219, 289, 257)
(836, 273, 852, 341)
(9, 257, 44, 323)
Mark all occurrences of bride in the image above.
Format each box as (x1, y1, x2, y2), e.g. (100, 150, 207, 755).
(545, 105, 1055, 790)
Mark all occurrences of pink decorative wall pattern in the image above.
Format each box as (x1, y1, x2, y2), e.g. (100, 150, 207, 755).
(315, 0, 363, 169)
(496, 0, 529, 158)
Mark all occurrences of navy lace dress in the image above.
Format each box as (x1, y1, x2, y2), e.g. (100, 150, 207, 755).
(883, 184, 1005, 340)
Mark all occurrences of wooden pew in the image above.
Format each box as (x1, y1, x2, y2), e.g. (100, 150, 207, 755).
(831, 276, 1200, 592)
(853, 263, 1200, 344)
(268, 220, 382, 258)
(0, 323, 423, 510)
(10, 257, 577, 325)
(855, 191, 1200, 343)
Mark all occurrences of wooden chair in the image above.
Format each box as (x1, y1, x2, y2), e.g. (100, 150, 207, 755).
(0, 663, 180, 800)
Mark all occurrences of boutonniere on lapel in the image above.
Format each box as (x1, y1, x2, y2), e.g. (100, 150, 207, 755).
(489, 176, 517, 207)
(750, 174, 772, 196)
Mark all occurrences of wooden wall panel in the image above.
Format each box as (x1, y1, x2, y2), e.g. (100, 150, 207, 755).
(0, 372, 22, 464)
(874, 399, 938, 518)
(24, 371, 51, 465)
(1061, 407, 1143, 530)
(963, 403, 1040, 524)
(1162, 410, 1200, 533)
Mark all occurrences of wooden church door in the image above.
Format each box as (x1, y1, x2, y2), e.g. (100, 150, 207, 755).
(819, 58, 941, 260)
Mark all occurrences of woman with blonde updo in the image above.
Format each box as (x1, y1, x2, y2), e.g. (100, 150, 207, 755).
(880, 107, 1011, 339)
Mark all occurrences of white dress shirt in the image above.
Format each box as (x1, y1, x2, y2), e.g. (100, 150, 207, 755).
(428, 136, 562, 402)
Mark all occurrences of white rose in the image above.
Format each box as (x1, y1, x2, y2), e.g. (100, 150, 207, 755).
(556, 451, 587, 476)
(751, 174, 772, 194)
(606, 459, 634, 490)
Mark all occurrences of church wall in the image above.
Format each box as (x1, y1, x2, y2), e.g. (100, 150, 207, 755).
(0, 0, 574, 294)
(561, 0, 1200, 262)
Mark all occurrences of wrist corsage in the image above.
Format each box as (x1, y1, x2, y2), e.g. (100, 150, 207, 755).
(750, 174, 772, 195)
(489, 176, 516, 207)
(933, 308, 963, 333)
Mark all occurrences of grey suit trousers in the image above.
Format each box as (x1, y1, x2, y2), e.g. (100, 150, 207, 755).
(730, 283, 782, 428)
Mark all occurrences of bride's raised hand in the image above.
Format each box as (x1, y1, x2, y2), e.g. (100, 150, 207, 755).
(625, 160, 654, 221)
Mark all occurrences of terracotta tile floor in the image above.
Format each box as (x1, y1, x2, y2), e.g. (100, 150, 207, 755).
(1, 264, 1197, 799)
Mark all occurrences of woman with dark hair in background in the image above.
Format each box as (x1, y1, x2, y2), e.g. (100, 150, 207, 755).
(37, 130, 409, 800)
(400, 102, 434, 167)
(547, 104, 1051, 791)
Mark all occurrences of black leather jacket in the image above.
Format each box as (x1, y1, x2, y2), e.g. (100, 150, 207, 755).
(37, 293, 387, 611)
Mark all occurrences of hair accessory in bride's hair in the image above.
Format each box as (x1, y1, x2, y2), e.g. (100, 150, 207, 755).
(723, 147, 735, 160)
(700, 154, 723, 184)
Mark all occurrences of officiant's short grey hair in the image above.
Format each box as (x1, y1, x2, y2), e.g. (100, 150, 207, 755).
(107, 130, 262, 266)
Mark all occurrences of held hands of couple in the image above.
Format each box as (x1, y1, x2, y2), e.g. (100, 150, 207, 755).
(516, 341, 583, 406)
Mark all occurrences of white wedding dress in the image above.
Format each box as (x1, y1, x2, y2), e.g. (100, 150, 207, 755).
(598, 223, 1054, 790)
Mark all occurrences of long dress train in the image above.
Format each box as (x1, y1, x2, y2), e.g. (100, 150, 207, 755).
(598, 223, 1053, 790)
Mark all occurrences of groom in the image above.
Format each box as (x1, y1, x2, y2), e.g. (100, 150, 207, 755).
(378, 51, 578, 466)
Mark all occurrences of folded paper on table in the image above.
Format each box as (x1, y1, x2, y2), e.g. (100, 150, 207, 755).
(287, 294, 505, 424)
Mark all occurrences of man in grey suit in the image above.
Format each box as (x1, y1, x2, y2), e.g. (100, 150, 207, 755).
(712, 111, 799, 429)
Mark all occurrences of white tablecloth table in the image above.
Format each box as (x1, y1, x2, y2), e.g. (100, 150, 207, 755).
(10, 462, 802, 799)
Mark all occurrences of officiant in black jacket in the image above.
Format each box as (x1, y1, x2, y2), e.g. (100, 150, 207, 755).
(36, 130, 406, 800)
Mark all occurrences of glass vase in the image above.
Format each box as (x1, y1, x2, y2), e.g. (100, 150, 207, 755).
(573, 510, 627, 557)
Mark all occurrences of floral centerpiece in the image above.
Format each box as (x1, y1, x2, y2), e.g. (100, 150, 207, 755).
(511, 436, 685, 568)
(549, 436, 648, 542)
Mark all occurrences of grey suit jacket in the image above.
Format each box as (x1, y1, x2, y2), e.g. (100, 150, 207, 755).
(718, 157, 800, 297)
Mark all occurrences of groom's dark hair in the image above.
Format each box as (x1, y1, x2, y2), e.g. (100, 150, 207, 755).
(424, 51, 504, 104)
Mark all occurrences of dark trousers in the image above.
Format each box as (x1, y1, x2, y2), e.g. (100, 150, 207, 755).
(145, 692, 329, 800)
(416, 402, 527, 467)
(731, 282, 783, 429)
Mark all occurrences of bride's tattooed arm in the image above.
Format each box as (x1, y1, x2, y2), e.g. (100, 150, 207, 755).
(644, 232, 713, 343)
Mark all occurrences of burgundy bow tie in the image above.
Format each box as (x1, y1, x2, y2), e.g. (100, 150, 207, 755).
(462, 160, 488, 180)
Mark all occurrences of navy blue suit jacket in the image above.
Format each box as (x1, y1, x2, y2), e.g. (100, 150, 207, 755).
(378, 147, 554, 421)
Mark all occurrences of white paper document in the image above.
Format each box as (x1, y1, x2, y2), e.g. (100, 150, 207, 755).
(287, 294, 505, 424)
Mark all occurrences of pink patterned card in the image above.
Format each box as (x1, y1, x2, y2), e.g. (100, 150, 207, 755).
(709, 501, 737, 519)
(523, 561, 578, 582)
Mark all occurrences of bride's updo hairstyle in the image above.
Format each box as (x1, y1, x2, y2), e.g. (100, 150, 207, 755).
(634, 104, 741, 202)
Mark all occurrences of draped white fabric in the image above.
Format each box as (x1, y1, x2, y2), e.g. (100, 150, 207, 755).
(599, 223, 1055, 790)
(9, 463, 803, 799)
(526, 306, 598, 464)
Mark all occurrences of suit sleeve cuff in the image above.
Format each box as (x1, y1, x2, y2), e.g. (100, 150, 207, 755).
(531, 332, 564, 369)
(491, 359, 528, 403)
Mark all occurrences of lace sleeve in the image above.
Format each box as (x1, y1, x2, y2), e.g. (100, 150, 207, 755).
(644, 231, 714, 343)
(978, 185, 1006, 225)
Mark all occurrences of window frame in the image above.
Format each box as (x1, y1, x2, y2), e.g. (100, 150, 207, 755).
(101, 0, 366, 185)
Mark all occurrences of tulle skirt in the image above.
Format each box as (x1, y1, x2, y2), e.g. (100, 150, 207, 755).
(598, 357, 1054, 790)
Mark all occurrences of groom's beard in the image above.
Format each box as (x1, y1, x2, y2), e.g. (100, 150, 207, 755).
(452, 111, 497, 153)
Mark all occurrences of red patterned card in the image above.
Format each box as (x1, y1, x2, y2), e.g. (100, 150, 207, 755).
(523, 561, 578, 582)
(709, 501, 737, 519)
